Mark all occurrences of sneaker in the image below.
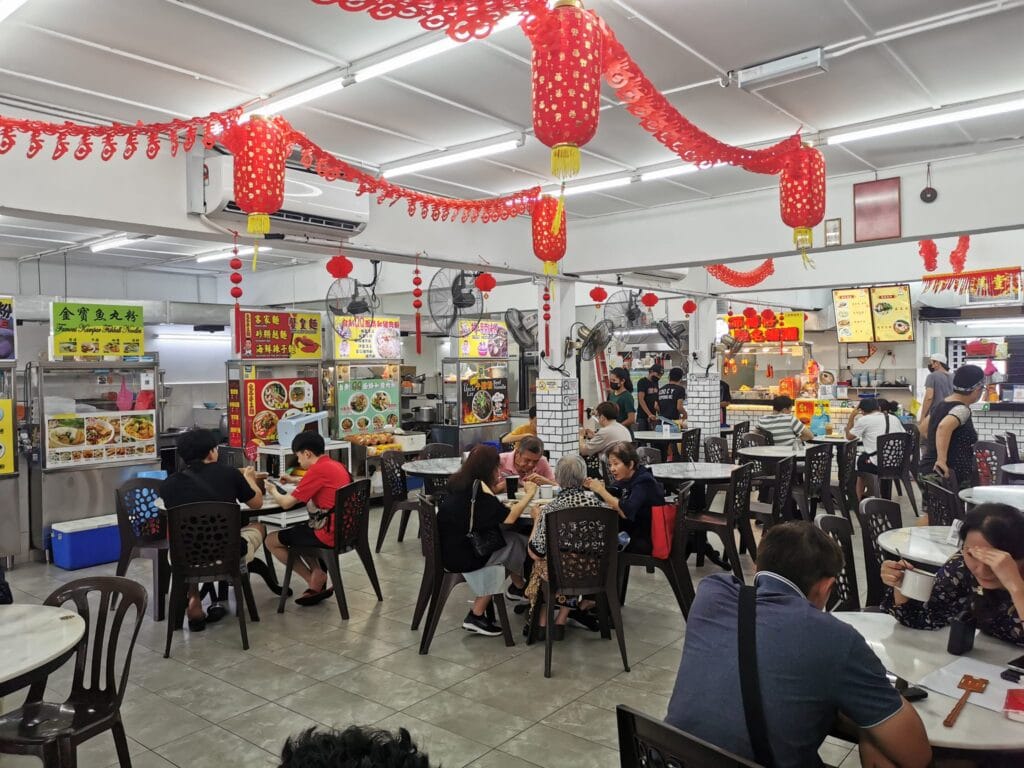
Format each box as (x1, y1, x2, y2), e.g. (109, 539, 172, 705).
(567, 609, 601, 632)
(463, 611, 503, 637)
(504, 584, 527, 603)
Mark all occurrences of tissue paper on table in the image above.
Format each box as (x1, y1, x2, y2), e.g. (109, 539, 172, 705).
(918, 657, 1014, 714)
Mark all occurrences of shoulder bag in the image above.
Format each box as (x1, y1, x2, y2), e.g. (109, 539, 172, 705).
(465, 480, 506, 559)
(738, 584, 776, 768)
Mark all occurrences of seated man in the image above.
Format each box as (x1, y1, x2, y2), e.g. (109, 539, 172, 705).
(265, 431, 353, 606)
(498, 435, 555, 486)
(504, 406, 538, 445)
(160, 428, 266, 631)
(757, 395, 812, 448)
(666, 522, 931, 768)
(579, 401, 632, 457)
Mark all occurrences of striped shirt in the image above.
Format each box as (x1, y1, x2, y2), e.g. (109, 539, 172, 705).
(757, 412, 806, 447)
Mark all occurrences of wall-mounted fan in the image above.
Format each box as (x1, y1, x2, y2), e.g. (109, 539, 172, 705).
(505, 308, 537, 350)
(326, 261, 380, 340)
(719, 333, 742, 354)
(657, 320, 689, 352)
(576, 320, 614, 361)
(429, 269, 484, 337)
(604, 289, 647, 333)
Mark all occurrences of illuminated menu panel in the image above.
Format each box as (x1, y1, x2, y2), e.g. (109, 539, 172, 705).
(869, 284, 914, 342)
(832, 288, 873, 343)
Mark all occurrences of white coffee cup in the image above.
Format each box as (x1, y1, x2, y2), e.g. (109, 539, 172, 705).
(540, 485, 554, 500)
(515, 490, 526, 501)
(899, 568, 936, 603)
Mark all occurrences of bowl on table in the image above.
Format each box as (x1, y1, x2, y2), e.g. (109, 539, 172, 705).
(203, 402, 219, 409)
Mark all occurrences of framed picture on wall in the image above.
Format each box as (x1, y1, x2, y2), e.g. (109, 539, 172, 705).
(824, 218, 842, 247)
(853, 178, 901, 242)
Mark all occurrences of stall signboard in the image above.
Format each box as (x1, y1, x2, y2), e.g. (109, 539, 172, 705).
(461, 375, 509, 425)
(243, 377, 320, 445)
(832, 288, 874, 343)
(227, 379, 242, 448)
(333, 316, 401, 360)
(0, 399, 14, 475)
(43, 410, 156, 468)
(336, 374, 400, 436)
(723, 311, 804, 344)
(237, 309, 324, 360)
(51, 302, 144, 358)
(0, 296, 15, 361)
(795, 399, 832, 434)
(456, 319, 509, 359)
(869, 284, 914, 342)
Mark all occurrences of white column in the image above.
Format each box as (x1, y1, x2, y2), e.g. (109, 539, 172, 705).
(686, 298, 722, 460)
(536, 277, 580, 460)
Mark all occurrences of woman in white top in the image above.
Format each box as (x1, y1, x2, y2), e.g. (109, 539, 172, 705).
(846, 398, 905, 500)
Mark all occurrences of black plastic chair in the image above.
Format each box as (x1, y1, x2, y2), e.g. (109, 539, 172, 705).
(681, 463, 755, 582)
(0, 577, 147, 767)
(750, 455, 795, 530)
(792, 443, 835, 521)
(636, 446, 662, 466)
(617, 705, 762, 768)
(815, 514, 861, 612)
(376, 450, 420, 552)
(1006, 431, 1020, 464)
(114, 478, 170, 621)
(702, 436, 733, 511)
(165, 502, 259, 656)
(736, 432, 774, 494)
(618, 482, 696, 618)
(277, 479, 382, 621)
(868, 433, 918, 517)
(419, 443, 458, 498)
(973, 440, 1007, 486)
(855, 497, 902, 608)
(830, 439, 858, 522)
(679, 428, 701, 463)
(729, 421, 749, 464)
(921, 475, 963, 527)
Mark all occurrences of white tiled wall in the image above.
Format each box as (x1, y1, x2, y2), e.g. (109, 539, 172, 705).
(971, 409, 1024, 442)
(686, 373, 721, 460)
(536, 377, 580, 460)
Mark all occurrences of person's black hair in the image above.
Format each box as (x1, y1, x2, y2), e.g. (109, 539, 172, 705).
(960, 503, 1024, 624)
(609, 367, 634, 392)
(880, 399, 899, 413)
(291, 431, 326, 457)
(517, 435, 544, 455)
(771, 395, 794, 412)
(669, 367, 684, 382)
(595, 401, 619, 421)
(649, 364, 664, 374)
(528, 406, 537, 419)
(448, 444, 500, 494)
(756, 522, 844, 597)
(859, 398, 880, 414)
(279, 726, 433, 768)
(177, 428, 219, 465)
(607, 441, 640, 471)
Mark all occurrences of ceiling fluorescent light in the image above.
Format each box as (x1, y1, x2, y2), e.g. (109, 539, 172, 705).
(249, 72, 347, 116)
(90, 235, 142, 253)
(736, 47, 827, 91)
(196, 246, 271, 264)
(383, 136, 523, 178)
(828, 96, 1024, 144)
(954, 318, 1024, 328)
(558, 177, 633, 197)
(0, 0, 30, 24)
(640, 164, 702, 182)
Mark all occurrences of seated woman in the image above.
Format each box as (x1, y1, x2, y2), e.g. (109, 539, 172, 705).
(437, 445, 531, 637)
(584, 441, 665, 555)
(882, 503, 1024, 646)
(525, 455, 606, 636)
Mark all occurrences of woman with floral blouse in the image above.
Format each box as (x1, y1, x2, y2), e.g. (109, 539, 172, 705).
(881, 503, 1024, 646)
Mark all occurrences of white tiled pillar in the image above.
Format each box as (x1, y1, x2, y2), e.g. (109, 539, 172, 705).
(537, 377, 580, 461)
(687, 298, 721, 460)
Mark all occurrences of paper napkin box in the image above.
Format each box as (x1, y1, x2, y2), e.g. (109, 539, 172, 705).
(1005, 689, 1024, 722)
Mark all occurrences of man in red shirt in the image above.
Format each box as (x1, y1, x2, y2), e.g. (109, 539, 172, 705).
(265, 431, 352, 606)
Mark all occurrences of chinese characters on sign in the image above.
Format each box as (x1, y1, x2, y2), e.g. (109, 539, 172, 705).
(43, 411, 156, 468)
(334, 316, 401, 360)
(456, 319, 509, 359)
(0, 399, 14, 475)
(461, 376, 509, 425)
(832, 288, 874, 344)
(236, 310, 323, 360)
(724, 311, 804, 345)
(242, 378, 320, 445)
(227, 380, 242, 448)
(336, 369, 400, 436)
(50, 302, 144, 359)
(0, 296, 15, 361)
(869, 284, 914, 342)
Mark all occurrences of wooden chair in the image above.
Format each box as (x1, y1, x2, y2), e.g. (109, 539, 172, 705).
(277, 479, 383, 621)
(792, 443, 836, 521)
(815, 514, 861, 612)
(680, 428, 701, 463)
(618, 482, 696, 617)
(114, 478, 170, 620)
(0, 577, 147, 768)
(973, 440, 1007, 486)
(868, 433, 919, 517)
(681, 463, 756, 582)
(729, 421, 749, 464)
(376, 450, 420, 552)
(617, 705, 762, 768)
(750, 455, 795, 531)
(636, 446, 663, 466)
(165, 502, 259, 657)
(830, 439, 858, 522)
(855, 498, 902, 608)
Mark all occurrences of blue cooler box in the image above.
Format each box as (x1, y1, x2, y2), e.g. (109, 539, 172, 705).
(51, 514, 121, 570)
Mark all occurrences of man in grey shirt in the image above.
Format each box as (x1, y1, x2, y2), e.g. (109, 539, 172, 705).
(580, 401, 632, 457)
(920, 352, 953, 419)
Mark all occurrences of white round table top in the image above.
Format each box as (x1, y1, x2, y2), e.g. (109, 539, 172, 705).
(835, 612, 1024, 751)
(1000, 463, 1024, 477)
(876, 526, 958, 568)
(737, 445, 807, 459)
(633, 430, 687, 443)
(652, 462, 737, 481)
(0, 605, 85, 687)
(402, 457, 463, 477)
(958, 484, 1024, 508)
(810, 435, 854, 444)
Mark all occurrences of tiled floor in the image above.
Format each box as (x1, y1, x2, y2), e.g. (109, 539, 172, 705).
(1, 493, 921, 767)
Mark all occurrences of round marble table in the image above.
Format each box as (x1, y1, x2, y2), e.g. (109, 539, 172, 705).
(835, 612, 1024, 752)
(651, 462, 737, 482)
(737, 445, 807, 460)
(877, 526, 958, 568)
(0, 604, 86, 697)
(958, 484, 1024, 508)
(632, 430, 684, 443)
(1000, 462, 1024, 479)
(401, 457, 463, 478)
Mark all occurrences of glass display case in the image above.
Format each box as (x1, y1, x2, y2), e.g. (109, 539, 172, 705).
(440, 357, 511, 451)
(224, 359, 324, 449)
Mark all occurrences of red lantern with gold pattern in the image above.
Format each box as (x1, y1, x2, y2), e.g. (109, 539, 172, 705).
(779, 146, 826, 266)
(220, 115, 291, 236)
(532, 196, 567, 276)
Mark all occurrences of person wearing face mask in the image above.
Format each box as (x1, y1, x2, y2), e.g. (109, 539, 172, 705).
(606, 367, 636, 432)
(919, 364, 985, 489)
(635, 364, 663, 431)
(882, 503, 1024, 646)
(919, 352, 953, 421)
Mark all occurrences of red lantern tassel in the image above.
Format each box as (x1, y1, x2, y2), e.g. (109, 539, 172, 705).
(545, 323, 550, 359)
(415, 311, 422, 355)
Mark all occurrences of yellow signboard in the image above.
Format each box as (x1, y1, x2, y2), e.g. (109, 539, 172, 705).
(869, 284, 914, 342)
(0, 398, 14, 475)
(832, 288, 873, 343)
(51, 302, 144, 358)
(333, 316, 401, 360)
(456, 319, 509, 358)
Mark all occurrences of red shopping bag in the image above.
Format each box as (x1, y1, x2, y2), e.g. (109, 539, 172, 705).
(650, 503, 677, 559)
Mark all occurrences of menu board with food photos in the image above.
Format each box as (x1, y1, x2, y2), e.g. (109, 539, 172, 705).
(336, 374, 400, 436)
(334, 316, 401, 360)
(236, 309, 323, 360)
(44, 410, 156, 468)
(832, 288, 874, 343)
(869, 284, 914, 342)
(244, 377, 320, 445)
(51, 302, 144, 359)
(0, 296, 15, 361)
(461, 376, 509, 425)
(456, 319, 509, 359)
(0, 399, 14, 475)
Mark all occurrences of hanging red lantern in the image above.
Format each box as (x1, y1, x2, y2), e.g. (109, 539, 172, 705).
(779, 146, 826, 267)
(640, 292, 658, 308)
(326, 254, 353, 279)
(532, 195, 566, 276)
(412, 257, 423, 354)
(682, 299, 697, 316)
(589, 285, 608, 306)
(219, 116, 290, 236)
(230, 286, 243, 299)
(742, 306, 758, 319)
(475, 272, 497, 297)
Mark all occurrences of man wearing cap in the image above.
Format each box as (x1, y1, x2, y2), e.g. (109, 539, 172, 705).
(920, 364, 985, 491)
(920, 353, 953, 420)
(636, 364, 664, 432)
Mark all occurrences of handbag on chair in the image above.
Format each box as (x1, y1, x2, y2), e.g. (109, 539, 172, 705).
(465, 480, 505, 559)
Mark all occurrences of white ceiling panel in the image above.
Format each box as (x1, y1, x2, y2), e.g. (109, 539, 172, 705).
(848, 0, 988, 31)
(283, 109, 430, 166)
(514, 137, 629, 181)
(586, 107, 678, 168)
(563, 194, 644, 218)
(598, 180, 707, 208)
(664, 85, 804, 144)
(408, 160, 546, 197)
(679, 165, 777, 197)
(818, 145, 875, 176)
(841, 124, 977, 168)
(0, 74, 174, 126)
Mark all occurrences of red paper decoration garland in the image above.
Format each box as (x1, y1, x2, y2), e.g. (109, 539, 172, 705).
(922, 267, 1020, 296)
(950, 235, 970, 274)
(706, 260, 775, 288)
(918, 239, 939, 272)
(412, 257, 423, 354)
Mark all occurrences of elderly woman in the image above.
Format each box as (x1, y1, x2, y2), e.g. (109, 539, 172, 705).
(525, 454, 607, 636)
(585, 441, 666, 555)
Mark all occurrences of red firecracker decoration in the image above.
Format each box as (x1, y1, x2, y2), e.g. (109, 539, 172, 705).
(706, 259, 775, 288)
(475, 272, 497, 298)
(918, 239, 939, 272)
(950, 235, 970, 274)
(326, 253, 353, 279)
(640, 292, 658, 308)
(219, 116, 291, 237)
(542, 286, 552, 358)
(779, 146, 826, 267)
(532, 196, 567, 276)
(589, 285, 608, 307)
(412, 257, 423, 354)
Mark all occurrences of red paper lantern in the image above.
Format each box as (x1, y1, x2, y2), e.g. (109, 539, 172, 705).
(641, 292, 658, 308)
(219, 115, 291, 235)
(589, 286, 608, 305)
(475, 272, 497, 297)
(682, 299, 697, 316)
(230, 272, 243, 284)
(780, 146, 826, 265)
(229, 257, 243, 270)
(412, 261, 423, 354)
(327, 254, 353, 279)
(742, 306, 758, 319)
(230, 286, 243, 299)
(531, 0, 602, 182)
(532, 196, 566, 276)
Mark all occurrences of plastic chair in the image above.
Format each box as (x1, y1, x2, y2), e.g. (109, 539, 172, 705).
(277, 479, 382, 621)
(815, 514, 861, 612)
(165, 502, 259, 656)
(792, 443, 836, 521)
(617, 705, 762, 768)
(702, 436, 732, 510)
(0, 577, 147, 767)
(636, 446, 662, 466)
(413, 495, 514, 653)
(855, 498, 902, 608)
(750, 455, 795, 531)
(830, 440, 858, 522)
(114, 478, 170, 621)
(867, 433, 918, 517)
(736, 432, 774, 494)
(681, 463, 755, 582)
(921, 475, 962, 527)
(376, 451, 420, 552)
(730, 421, 749, 464)
(973, 440, 1007, 486)
(419, 443, 458, 498)
(679, 428, 701, 463)
(1005, 431, 1020, 463)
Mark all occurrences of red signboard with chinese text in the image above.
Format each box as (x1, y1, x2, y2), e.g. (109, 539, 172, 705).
(236, 309, 323, 360)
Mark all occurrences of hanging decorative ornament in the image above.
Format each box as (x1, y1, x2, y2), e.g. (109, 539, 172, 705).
(779, 146, 826, 268)
(542, 286, 552, 358)
(412, 256, 423, 354)
(682, 299, 697, 316)
(922, 266, 1021, 296)
(228, 236, 243, 355)
(474, 271, 497, 298)
(532, 195, 567, 276)
(949, 234, 970, 274)
(706, 259, 775, 288)
(918, 239, 939, 272)
(326, 253, 354, 279)
(589, 285, 608, 307)
(640, 292, 659, 308)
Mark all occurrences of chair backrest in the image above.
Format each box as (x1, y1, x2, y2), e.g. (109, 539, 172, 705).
(584, 452, 605, 479)
(379, 450, 409, 512)
(670, 482, 695, 559)
(730, 421, 750, 465)
(545, 505, 618, 597)
(921, 477, 961, 526)
(834, 440, 858, 518)
(417, 494, 443, 574)
(704, 437, 729, 465)
(769, 455, 795, 525)
(815, 514, 861, 612)
(738, 432, 767, 448)
(721, 462, 754, 527)
(44, 576, 147, 706)
(753, 426, 774, 445)
(855, 497, 902, 607)
(680, 428, 701, 462)
(332, 478, 372, 553)
(737, 432, 769, 476)
(617, 705, 762, 768)
(166, 502, 243, 581)
(905, 422, 921, 477)
(876, 432, 911, 478)
(636, 446, 663, 466)
(115, 478, 166, 545)
(1006, 431, 1020, 463)
(973, 440, 1007, 486)
(802, 443, 833, 498)
(420, 443, 457, 460)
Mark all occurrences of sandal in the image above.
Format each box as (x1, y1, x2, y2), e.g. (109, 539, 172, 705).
(295, 586, 334, 606)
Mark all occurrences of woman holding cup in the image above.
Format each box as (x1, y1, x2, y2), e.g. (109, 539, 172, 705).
(881, 503, 1024, 646)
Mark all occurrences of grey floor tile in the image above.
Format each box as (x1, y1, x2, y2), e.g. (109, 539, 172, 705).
(326, 665, 440, 710)
(370, 647, 478, 688)
(220, 702, 319, 754)
(448, 664, 597, 722)
(308, 627, 410, 663)
(119, 688, 210, 749)
(150, 665, 266, 723)
(375, 713, 491, 768)
(155, 725, 277, 768)
(404, 691, 534, 748)
(540, 700, 620, 749)
(579, 681, 670, 718)
(610, 662, 679, 696)
(252, 641, 361, 680)
(277, 682, 395, 729)
(217, 659, 316, 700)
(417, 626, 531, 671)
(467, 752, 544, 768)
(498, 723, 619, 768)
(107, 751, 178, 768)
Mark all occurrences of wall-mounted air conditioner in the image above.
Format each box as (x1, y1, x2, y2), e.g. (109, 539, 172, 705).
(187, 154, 369, 237)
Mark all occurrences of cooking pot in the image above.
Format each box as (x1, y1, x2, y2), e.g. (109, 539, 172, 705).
(444, 402, 459, 424)
(413, 405, 437, 423)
